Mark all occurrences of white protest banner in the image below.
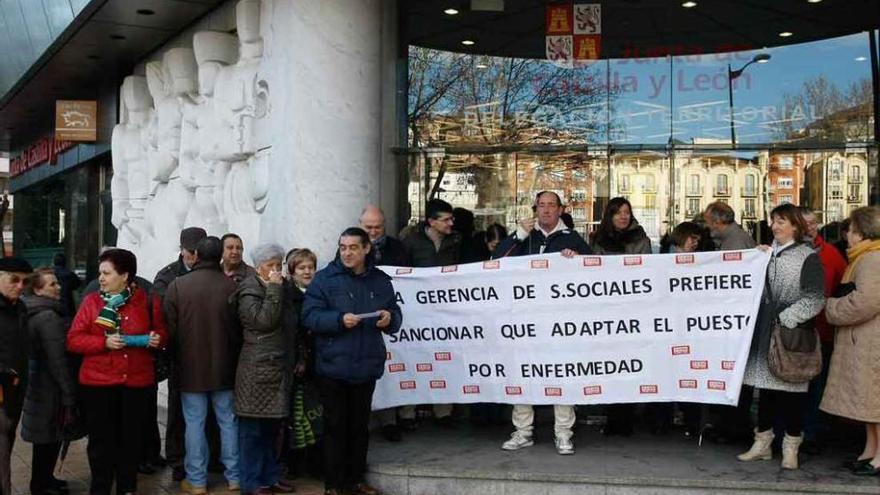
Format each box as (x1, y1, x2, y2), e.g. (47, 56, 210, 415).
(372, 250, 770, 410)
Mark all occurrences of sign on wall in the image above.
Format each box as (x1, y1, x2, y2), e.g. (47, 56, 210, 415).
(55, 100, 97, 141)
(372, 250, 769, 410)
(545, 3, 601, 66)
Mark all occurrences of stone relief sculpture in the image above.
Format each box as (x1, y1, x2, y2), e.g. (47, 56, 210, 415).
(213, 0, 270, 252)
(110, 0, 275, 278)
(111, 75, 153, 252)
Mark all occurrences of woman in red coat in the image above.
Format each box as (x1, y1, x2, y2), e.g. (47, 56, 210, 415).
(67, 249, 166, 495)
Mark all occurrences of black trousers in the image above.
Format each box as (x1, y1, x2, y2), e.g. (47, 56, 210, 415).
(30, 442, 61, 493)
(757, 388, 807, 436)
(141, 384, 161, 463)
(318, 377, 375, 490)
(164, 371, 185, 466)
(0, 405, 21, 495)
(82, 385, 150, 495)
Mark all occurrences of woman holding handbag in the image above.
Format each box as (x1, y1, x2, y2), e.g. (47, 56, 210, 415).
(738, 204, 825, 470)
(820, 206, 880, 475)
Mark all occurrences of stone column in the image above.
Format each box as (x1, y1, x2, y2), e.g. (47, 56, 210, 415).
(260, 0, 385, 262)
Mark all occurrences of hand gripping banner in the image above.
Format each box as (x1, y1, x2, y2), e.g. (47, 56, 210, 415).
(372, 250, 770, 410)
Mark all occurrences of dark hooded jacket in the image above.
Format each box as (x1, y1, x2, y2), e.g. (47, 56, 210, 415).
(303, 257, 402, 384)
(494, 221, 592, 257)
(402, 223, 461, 268)
(20, 296, 76, 444)
(0, 294, 28, 417)
(591, 221, 653, 255)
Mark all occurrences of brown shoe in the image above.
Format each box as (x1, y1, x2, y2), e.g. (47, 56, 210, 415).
(351, 483, 380, 495)
(266, 481, 295, 493)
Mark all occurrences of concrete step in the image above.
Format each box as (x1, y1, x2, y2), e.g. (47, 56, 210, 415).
(365, 423, 880, 495)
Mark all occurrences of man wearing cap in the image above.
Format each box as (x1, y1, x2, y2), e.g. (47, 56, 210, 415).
(154, 227, 208, 481)
(0, 257, 33, 495)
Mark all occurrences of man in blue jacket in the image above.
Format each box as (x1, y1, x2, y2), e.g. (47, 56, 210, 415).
(303, 227, 402, 495)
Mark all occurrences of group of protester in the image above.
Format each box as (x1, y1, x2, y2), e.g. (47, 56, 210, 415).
(0, 193, 879, 495)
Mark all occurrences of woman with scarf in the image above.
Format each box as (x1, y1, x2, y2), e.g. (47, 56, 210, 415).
(591, 197, 652, 436)
(67, 249, 166, 495)
(820, 206, 880, 475)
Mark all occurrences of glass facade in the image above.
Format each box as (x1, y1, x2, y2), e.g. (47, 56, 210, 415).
(13, 156, 112, 279)
(403, 33, 878, 248)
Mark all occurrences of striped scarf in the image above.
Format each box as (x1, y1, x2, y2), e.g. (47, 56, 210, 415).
(95, 288, 132, 333)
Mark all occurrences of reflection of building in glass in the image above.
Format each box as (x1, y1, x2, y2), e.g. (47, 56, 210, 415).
(806, 151, 869, 223)
(766, 153, 805, 207)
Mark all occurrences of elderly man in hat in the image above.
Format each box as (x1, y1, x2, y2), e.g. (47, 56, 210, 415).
(154, 227, 208, 481)
(0, 257, 33, 495)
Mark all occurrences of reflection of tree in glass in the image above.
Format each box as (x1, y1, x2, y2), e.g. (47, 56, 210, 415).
(408, 46, 619, 207)
(774, 75, 873, 142)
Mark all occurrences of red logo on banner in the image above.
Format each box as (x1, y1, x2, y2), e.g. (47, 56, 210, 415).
(723, 252, 743, 262)
(483, 260, 500, 270)
(388, 363, 405, 373)
(583, 385, 602, 396)
(690, 360, 709, 370)
(441, 265, 458, 273)
(721, 361, 736, 371)
(505, 386, 523, 396)
(640, 385, 659, 394)
(395, 268, 412, 275)
(583, 257, 602, 267)
(463, 385, 481, 394)
(679, 379, 698, 389)
(675, 254, 695, 264)
(416, 363, 433, 372)
(531, 259, 549, 269)
(544, 387, 563, 397)
(434, 352, 452, 361)
(399, 380, 416, 390)
(385, 352, 391, 361)
(708, 380, 727, 391)
(671, 345, 691, 356)
(430, 380, 447, 389)
(624, 256, 643, 266)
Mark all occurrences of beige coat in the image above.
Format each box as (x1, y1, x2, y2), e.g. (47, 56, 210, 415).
(820, 251, 880, 422)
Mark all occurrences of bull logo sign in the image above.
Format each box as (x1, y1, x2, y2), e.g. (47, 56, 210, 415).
(55, 100, 97, 141)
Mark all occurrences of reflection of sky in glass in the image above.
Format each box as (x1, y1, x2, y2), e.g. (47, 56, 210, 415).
(610, 33, 873, 144)
(410, 33, 873, 147)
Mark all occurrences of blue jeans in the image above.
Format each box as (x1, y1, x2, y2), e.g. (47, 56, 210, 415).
(238, 417, 280, 493)
(181, 390, 239, 487)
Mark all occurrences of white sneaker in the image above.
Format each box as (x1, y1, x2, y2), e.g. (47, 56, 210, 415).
(501, 431, 534, 451)
(555, 436, 574, 455)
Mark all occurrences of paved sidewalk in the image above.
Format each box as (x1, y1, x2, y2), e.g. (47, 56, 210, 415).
(10, 382, 325, 494)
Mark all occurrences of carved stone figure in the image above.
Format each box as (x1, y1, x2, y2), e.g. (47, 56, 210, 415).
(185, 31, 239, 236)
(111, 75, 153, 251)
(212, 0, 270, 251)
(142, 49, 199, 275)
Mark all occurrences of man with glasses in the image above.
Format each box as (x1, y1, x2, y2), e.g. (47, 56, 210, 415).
(0, 257, 33, 495)
(400, 198, 461, 428)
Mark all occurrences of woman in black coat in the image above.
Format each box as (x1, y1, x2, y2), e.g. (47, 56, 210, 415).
(21, 268, 77, 495)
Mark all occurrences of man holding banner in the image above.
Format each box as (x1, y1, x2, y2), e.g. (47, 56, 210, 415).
(494, 191, 591, 455)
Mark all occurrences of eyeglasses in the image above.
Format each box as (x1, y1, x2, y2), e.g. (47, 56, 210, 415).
(3, 274, 29, 287)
